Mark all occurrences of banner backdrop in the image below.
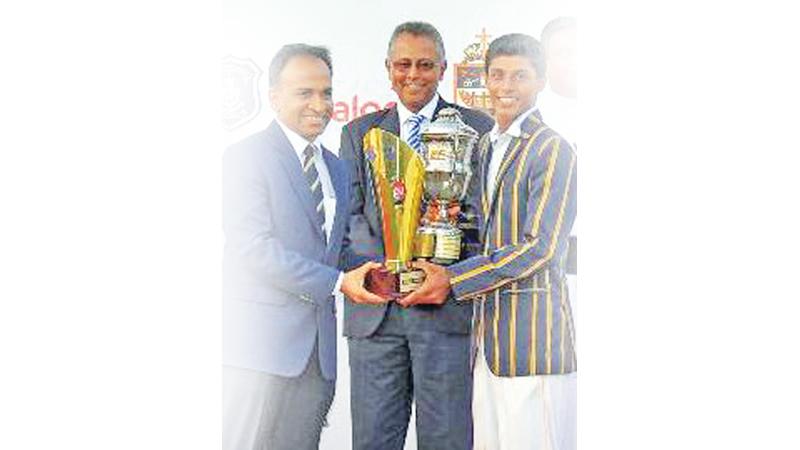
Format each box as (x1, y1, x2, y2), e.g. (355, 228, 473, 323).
(223, 1, 576, 448)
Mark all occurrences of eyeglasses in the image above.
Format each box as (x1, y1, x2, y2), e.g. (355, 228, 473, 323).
(389, 59, 440, 73)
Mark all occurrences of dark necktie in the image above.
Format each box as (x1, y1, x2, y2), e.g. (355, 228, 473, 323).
(302, 144, 326, 238)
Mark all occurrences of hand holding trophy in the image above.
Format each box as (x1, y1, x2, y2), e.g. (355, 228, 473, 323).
(362, 108, 478, 300)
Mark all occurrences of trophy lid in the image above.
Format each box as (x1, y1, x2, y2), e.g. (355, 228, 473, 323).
(421, 107, 479, 140)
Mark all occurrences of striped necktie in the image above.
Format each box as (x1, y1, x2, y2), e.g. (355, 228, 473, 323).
(302, 144, 326, 239)
(406, 114, 425, 152)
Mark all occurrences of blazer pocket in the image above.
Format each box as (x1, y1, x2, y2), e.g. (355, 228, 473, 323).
(226, 283, 292, 307)
(500, 287, 548, 295)
(231, 296, 289, 307)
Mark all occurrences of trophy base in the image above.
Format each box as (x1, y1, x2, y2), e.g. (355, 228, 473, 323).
(365, 267, 425, 299)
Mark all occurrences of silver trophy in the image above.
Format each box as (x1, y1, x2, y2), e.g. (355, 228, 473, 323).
(413, 108, 479, 265)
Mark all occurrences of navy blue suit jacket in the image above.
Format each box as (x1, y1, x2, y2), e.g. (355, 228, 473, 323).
(223, 121, 350, 380)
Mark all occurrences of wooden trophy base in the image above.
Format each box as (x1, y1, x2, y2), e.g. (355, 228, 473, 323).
(365, 267, 425, 300)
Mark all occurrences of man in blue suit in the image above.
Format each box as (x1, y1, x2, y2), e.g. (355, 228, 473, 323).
(223, 44, 383, 450)
(339, 22, 494, 450)
(404, 34, 577, 450)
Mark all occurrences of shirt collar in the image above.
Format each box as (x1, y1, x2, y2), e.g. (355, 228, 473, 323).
(396, 93, 440, 126)
(489, 105, 539, 143)
(276, 119, 322, 161)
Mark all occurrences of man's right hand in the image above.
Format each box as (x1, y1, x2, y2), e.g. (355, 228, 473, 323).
(341, 261, 389, 305)
(396, 260, 452, 308)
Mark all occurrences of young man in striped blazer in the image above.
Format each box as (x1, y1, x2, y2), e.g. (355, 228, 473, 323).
(400, 33, 577, 450)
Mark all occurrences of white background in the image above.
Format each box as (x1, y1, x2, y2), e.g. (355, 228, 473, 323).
(2, 0, 800, 449)
(223, 0, 577, 151)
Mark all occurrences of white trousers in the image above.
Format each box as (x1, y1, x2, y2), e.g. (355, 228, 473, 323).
(472, 344, 577, 450)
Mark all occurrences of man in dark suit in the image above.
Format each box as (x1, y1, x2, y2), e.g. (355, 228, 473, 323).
(339, 22, 494, 450)
(222, 43, 383, 450)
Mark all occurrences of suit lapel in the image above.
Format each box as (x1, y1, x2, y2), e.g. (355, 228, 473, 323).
(478, 136, 493, 218)
(378, 107, 401, 135)
(269, 122, 326, 243)
(323, 148, 345, 254)
(432, 96, 449, 119)
(480, 111, 544, 245)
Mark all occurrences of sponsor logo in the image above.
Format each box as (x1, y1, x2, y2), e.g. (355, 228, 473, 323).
(332, 96, 395, 123)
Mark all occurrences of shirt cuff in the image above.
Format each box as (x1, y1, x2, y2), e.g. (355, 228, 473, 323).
(333, 271, 344, 295)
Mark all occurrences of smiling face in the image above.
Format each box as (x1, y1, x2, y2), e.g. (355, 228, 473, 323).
(386, 32, 446, 113)
(269, 55, 333, 141)
(486, 55, 546, 132)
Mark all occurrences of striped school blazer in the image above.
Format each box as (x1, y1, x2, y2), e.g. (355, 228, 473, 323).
(448, 110, 577, 377)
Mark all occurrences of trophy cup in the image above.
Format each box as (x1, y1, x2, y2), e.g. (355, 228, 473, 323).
(361, 128, 427, 298)
(413, 108, 479, 265)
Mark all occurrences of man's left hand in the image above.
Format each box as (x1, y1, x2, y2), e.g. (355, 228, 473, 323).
(396, 260, 452, 307)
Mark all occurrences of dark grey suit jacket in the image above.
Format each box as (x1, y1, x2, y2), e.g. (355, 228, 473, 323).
(339, 97, 494, 337)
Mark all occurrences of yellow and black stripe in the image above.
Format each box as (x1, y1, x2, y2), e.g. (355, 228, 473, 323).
(451, 111, 577, 377)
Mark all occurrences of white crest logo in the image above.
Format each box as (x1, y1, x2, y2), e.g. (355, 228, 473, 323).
(222, 55, 262, 130)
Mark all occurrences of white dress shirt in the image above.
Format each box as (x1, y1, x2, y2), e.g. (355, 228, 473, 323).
(486, 106, 539, 203)
(396, 93, 439, 145)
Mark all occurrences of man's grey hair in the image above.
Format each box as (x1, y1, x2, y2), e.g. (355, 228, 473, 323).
(387, 21, 446, 62)
(540, 16, 576, 52)
(485, 33, 546, 78)
(268, 43, 332, 88)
